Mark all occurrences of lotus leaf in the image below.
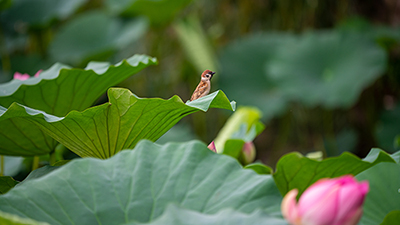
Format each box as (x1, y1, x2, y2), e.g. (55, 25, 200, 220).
(0, 140, 283, 224)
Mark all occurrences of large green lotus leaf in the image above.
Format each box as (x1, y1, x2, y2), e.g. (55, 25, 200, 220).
(273, 148, 395, 196)
(0, 210, 49, 225)
(0, 106, 57, 156)
(219, 33, 294, 121)
(356, 163, 400, 225)
(362, 148, 396, 163)
(390, 150, 400, 164)
(126, 205, 287, 225)
(0, 0, 85, 28)
(0, 55, 156, 156)
(0, 140, 283, 224)
(1, 88, 235, 158)
(0, 54, 157, 116)
(49, 11, 148, 65)
(265, 30, 387, 108)
(105, 0, 192, 25)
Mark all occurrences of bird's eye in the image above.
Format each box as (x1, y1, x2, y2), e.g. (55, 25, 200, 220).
(206, 74, 210, 78)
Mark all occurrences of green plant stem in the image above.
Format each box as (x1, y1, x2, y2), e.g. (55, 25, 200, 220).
(31, 28, 51, 58)
(322, 109, 337, 156)
(0, 155, 4, 176)
(32, 156, 40, 171)
(49, 151, 56, 166)
(0, 26, 11, 77)
(271, 111, 292, 159)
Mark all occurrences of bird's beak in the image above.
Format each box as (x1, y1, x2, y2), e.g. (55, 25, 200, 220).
(210, 71, 215, 79)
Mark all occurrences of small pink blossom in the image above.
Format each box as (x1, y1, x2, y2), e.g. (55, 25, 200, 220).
(13, 70, 42, 80)
(281, 175, 369, 225)
(208, 141, 217, 153)
(34, 70, 42, 77)
(13, 72, 30, 80)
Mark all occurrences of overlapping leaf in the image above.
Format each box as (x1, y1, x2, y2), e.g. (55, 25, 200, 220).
(1, 88, 235, 158)
(0, 106, 57, 156)
(265, 30, 387, 108)
(219, 33, 293, 121)
(0, 177, 18, 194)
(244, 163, 273, 175)
(380, 211, 400, 225)
(220, 31, 387, 122)
(0, 0, 85, 28)
(0, 54, 157, 116)
(0, 140, 283, 224)
(49, 11, 148, 65)
(273, 148, 396, 196)
(356, 163, 400, 225)
(105, 0, 192, 25)
(128, 205, 286, 225)
(0, 55, 156, 156)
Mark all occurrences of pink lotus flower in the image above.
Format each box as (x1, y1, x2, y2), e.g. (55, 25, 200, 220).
(208, 141, 217, 153)
(13, 70, 42, 80)
(281, 175, 369, 225)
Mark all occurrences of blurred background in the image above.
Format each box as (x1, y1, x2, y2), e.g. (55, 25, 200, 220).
(1, 0, 400, 170)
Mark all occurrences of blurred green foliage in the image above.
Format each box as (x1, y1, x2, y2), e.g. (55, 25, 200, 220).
(49, 11, 148, 66)
(1, 0, 400, 168)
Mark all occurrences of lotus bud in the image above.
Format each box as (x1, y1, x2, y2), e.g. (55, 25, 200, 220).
(281, 175, 369, 225)
(241, 142, 256, 165)
(208, 141, 217, 153)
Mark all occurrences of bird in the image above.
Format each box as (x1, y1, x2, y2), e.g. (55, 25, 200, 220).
(190, 70, 215, 101)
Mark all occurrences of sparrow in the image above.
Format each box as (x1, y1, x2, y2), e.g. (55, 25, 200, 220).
(190, 70, 215, 101)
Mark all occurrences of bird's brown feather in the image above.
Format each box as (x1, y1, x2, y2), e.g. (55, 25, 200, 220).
(190, 81, 208, 101)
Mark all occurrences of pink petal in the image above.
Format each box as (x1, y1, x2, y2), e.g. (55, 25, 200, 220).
(334, 207, 363, 225)
(332, 179, 369, 224)
(281, 189, 301, 225)
(14, 72, 23, 77)
(359, 181, 369, 195)
(34, 69, 42, 77)
(301, 184, 340, 225)
(297, 178, 337, 214)
(13, 72, 30, 80)
(335, 181, 367, 222)
(298, 176, 369, 225)
(207, 141, 216, 153)
(335, 175, 357, 185)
